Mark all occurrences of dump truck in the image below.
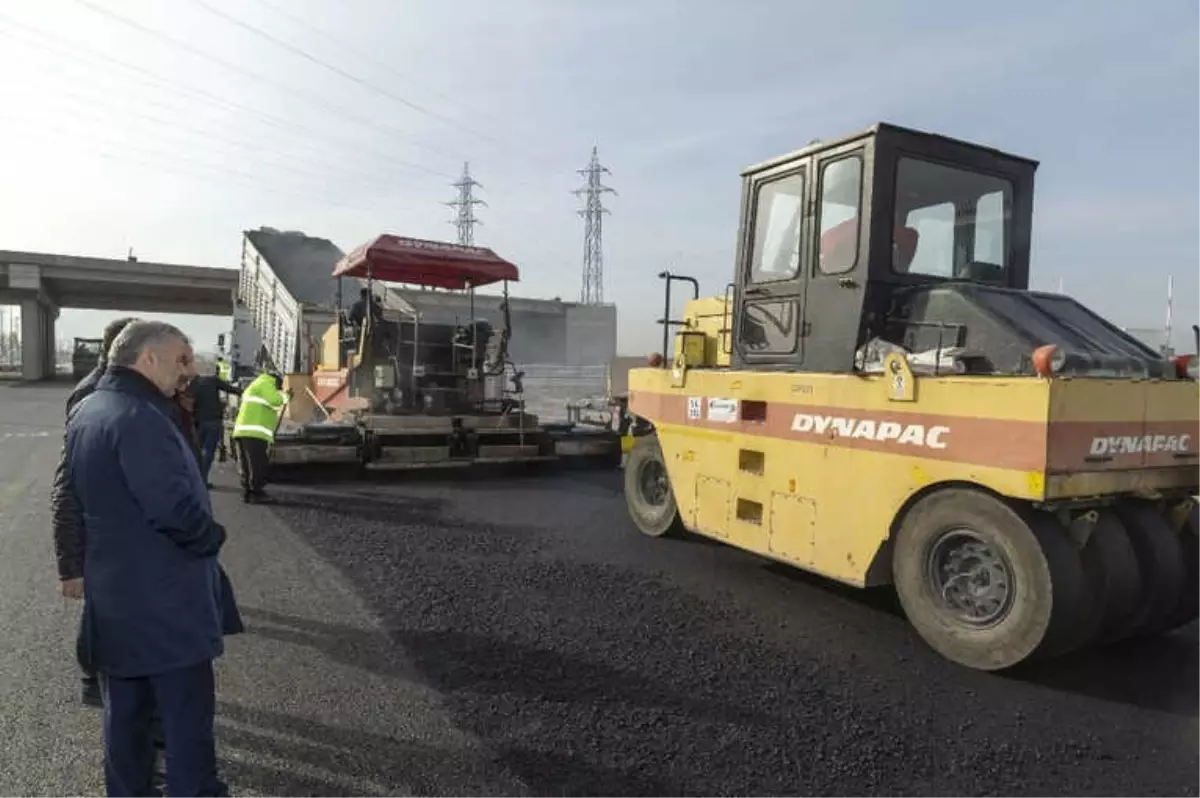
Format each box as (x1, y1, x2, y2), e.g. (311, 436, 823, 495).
(622, 122, 1199, 671)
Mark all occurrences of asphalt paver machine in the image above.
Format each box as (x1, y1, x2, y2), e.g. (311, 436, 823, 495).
(272, 235, 618, 471)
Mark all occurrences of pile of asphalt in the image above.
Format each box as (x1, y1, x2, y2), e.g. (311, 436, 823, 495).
(270, 471, 1199, 797)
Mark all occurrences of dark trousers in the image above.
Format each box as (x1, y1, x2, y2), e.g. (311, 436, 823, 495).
(235, 437, 270, 494)
(77, 607, 101, 694)
(101, 660, 227, 798)
(197, 422, 223, 482)
(79, 606, 166, 754)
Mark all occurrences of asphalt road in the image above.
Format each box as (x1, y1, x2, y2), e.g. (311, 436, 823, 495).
(1, 380, 1197, 796)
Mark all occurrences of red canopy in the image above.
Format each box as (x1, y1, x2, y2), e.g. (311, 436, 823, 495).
(332, 234, 520, 289)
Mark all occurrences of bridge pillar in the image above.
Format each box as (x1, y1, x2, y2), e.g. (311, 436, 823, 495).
(8, 262, 61, 380)
(20, 296, 58, 381)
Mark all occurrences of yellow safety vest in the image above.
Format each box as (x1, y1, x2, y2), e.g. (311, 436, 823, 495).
(232, 373, 286, 442)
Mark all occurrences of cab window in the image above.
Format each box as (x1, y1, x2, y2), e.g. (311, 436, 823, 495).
(738, 300, 798, 354)
(748, 171, 805, 284)
(816, 156, 863, 275)
(893, 158, 1012, 282)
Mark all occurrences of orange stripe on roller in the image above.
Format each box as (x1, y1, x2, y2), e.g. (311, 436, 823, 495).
(629, 391, 1048, 471)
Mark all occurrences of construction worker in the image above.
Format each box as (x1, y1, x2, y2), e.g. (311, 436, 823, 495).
(348, 288, 384, 336)
(348, 287, 370, 332)
(214, 357, 233, 464)
(191, 366, 241, 487)
(231, 371, 288, 503)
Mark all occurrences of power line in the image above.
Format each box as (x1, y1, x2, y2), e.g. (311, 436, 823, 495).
(249, 0, 475, 116)
(66, 0, 467, 167)
(0, 47, 539, 254)
(243, 0, 565, 170)
(444, 162, 486, 246)
(477, 206, 576, 275)
(574, 146, 615, 305)
(0, 76, 438, 193)
(190, 0, 528, 159)
(0, 111, 421, 216)
(0, 18, 456, 180)
(0, 8, 584, 256)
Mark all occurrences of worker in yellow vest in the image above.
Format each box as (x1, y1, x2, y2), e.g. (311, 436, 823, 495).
(231, 371, 289, 503)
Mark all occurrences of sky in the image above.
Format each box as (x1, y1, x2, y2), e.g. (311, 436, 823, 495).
(0, 0, 1196, 356)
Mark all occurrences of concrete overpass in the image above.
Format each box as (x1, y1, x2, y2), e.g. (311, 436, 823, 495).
(0, 250, 238, 380)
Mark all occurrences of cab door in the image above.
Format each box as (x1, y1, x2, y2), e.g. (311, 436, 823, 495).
(801, 145, 869, 374)
(732, 160, 812, 371)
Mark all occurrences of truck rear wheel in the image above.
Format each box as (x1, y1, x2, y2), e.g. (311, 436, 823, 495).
(892, 489, 1088, 671)
(623, 435, 684, 538)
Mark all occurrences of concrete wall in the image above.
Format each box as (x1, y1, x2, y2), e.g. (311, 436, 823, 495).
(520, 364, 608, 422)
(390, 289, 615, 369)
(606, 356, 647, 397)
(564, 304, 618, 367)
(382, 290, 618, 421)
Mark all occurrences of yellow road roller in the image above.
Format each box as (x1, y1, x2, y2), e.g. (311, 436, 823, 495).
(623, 122, 1199, 671)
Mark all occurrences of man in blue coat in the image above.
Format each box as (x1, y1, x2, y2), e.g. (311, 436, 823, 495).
(67, 320, 233, 797)
(52, 315, 137, 706)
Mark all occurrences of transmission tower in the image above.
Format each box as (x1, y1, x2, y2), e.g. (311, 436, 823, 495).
(445, 161, 486, 246)
(574, 146, 615, 305)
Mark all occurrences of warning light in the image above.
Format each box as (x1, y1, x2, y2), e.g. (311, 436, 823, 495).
(1031, 345, 1066, 378)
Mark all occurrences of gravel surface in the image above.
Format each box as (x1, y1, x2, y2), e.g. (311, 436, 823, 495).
(267, 470, 1199, 796)
(0, 381, 522, 797)
(0, 381, 109, 796)
(3, 379, 1196, 796)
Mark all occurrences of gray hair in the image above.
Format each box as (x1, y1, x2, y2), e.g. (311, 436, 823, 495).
(108, 320, 191, 367)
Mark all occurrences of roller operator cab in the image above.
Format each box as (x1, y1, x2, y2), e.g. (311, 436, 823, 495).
(625, 122, 1199, 671)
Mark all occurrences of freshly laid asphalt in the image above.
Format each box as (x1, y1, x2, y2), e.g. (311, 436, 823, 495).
(0, 379, 1196, 796)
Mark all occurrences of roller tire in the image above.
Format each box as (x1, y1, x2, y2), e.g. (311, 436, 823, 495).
(623, 435, 685, 539)
(1113, 501, 1186, 638)
(892, 489, 1089, 671)
(1163, 504, 1199, 631)
(1077, 511, 1143, 648)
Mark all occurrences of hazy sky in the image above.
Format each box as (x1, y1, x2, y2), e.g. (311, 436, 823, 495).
(0, 0, 1196, 355)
